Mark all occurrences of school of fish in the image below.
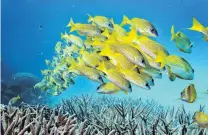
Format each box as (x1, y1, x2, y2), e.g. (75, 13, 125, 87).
(33, 15, 208, 128)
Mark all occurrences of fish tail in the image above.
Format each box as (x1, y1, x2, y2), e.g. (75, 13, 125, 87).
(68, 57, 77, 70)
(155, 51, 166, 68)
(110, 18, 114, 24)
(68, 18, 76, 32)
(120, 15, 130, 26)
(170, 25, 175, 41)
(87, 14, 93, 22)
(99, 45, 112, 56)
(188, 17, 205, 32)
(96, 61, 107, 72)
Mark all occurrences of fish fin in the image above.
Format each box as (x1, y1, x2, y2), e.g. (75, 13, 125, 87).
(120, 15, 130, 26)
(155, 51, 166, 68)
(107, 32, 118, 42)
(167, 66, 176, 81)
(61, 33, 64, 39)
(126, 27, 138, 42)
(68, 57, 77, 70)
(92, 37, 102, 45)
(101, 28, 110, 38)
(122, 90, 128, 95)
(171, 25, 175, 41)
(110, 18, 114, 24)
(96, 61, 107, 72)
(87, 14, 93, 23)
(68, 18, 76, 32)
(99, 45, 112, 56)
(188, 17, 205, 32)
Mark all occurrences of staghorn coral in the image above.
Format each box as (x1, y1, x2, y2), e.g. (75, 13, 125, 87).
(1, 95, 208, 135)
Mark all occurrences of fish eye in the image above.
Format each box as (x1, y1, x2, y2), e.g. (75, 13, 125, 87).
(96, 86, 100, 90)
(128, 84, 132, 89)
(142, 59, 145, 64)
(145, 83, 150, 89)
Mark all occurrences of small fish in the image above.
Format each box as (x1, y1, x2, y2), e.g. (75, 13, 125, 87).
(180, 84, 197, 103)
(138, 66, 162, 79)
(193, 111, 208, 128)
(67, 18, 102, 37)
(55, 41, 64, 54)
(69, 57, 103, 83)
(120, 15, 158, 37)
(97, 62, 132, 92)
(96, 82, 128, 94)
(41, 69, 51, 76)
(61, 33, 84, 48)
(45, 59, 51, 66)
(87, 14, 113, 30)
(156, 51, 194, 80)
(188, 17, 208, 42)
(9, 95, 21, 105)
(117, 65, 151, 90)
(171, 25, 193, 53)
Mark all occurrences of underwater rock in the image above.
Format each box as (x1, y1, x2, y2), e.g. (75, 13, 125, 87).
(1, 72, 50, 105)
(1, 95, 207, 135)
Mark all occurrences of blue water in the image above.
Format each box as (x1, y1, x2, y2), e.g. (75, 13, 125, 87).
(2, 0, 208, 112)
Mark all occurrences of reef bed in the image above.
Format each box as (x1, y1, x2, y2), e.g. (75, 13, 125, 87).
(0, 95, 207, 135)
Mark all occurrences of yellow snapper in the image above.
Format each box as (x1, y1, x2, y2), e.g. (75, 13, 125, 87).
(69, 57, 103, 83)
(67, 18, 102, 37)
(121, 15, 158, 37)
(171, 25, 193, 53)
(41, 69, 51, 76)
(79, 47, 101, 68)
(180, 84, 197, 103)
(99, 46, 138, 71)
(138, 66, 162, 79)
(55, 41, 64, 54)
(96, 82, 128, 94)
(117, 66, 151, 90)
(111, 19, 127, 37)
(97, 62, 132, 92)
(122, 28, 169, 59)
(87, 14, 113, 30)
(62, 71, 75, 85)
(112, 44, 146, 67)
(156, 51, 194, 80)
(9, 95, 21, 105)
(193, 111, 208, 128)
(45, 60, 51, 66)
(61, 33, 84, 48)
(189, 17, 208, 42)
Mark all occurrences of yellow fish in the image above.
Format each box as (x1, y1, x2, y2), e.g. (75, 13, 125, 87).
(122, 28, 169, 59)
(87, 14, 113, 30)
(113, 44, 146, 67)
(67, 18, 102, 37)
(69, 57, 103, 83)
(180, 84, 197, 103)
(121, 15, 158, 37)
(41, 69, 51, 76)
(99, 46, 137, 71)
(117, 65, 151, 90)
(171, 25, 193, 53)
(142, 53, 164, 70)
(45, 60, 51, 66)
(193, 111, 208, 128)
(111, 19, 127, 37)
(79, 47, 101, 68)
(55, 41, 64, 54)
(97, 62, 132, 92)
(96, 82, 128, 94)
(189, 17, 208, 42)
(156, 51, 194, 80)
(61, 33, 84, 48)
(9, 95, 21, 105)
(138, 66, 162, 79)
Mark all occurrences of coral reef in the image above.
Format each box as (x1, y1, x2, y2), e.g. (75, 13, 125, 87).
(1, 95, 207, 135)
(1, 72, 50, 105)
